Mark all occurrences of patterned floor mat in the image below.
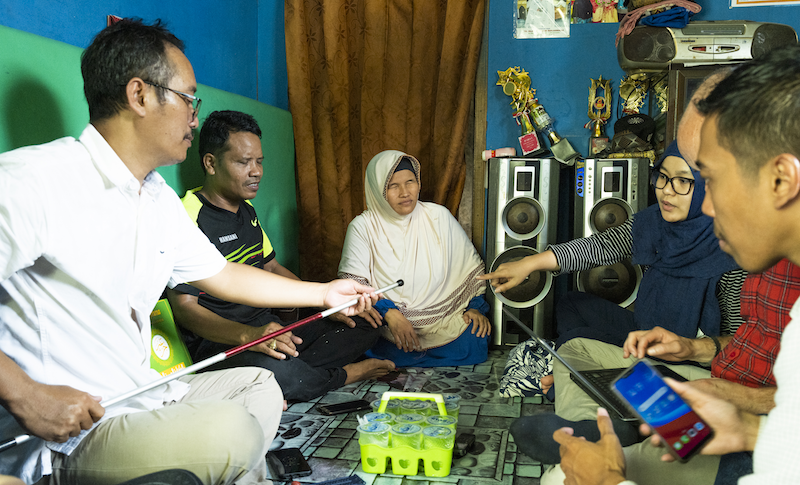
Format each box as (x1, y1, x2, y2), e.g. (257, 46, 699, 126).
(267, 349, 552, 485)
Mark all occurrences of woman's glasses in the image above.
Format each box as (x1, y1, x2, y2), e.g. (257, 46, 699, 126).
(652, 172, 695, 195)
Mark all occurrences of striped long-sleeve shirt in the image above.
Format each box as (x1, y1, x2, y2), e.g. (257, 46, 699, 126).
(549, 216, 747, 336)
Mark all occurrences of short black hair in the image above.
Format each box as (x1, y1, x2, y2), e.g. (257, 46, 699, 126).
(198, 110, 262, 172)
(697, 44, 800, 176)
(81, 18, 185, 122)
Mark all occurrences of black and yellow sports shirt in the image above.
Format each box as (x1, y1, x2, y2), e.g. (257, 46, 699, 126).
(174, 187, 277, 324)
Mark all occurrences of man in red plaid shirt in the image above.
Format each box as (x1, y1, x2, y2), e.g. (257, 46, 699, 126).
(625, 258, 800, 413)
(712, 259, 799, 389)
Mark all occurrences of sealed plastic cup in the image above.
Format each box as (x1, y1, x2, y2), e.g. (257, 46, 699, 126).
(391, 423, 423, 449)
(426, 415, 457, 428)
(401, 399, 431, 415)
(363, 412, 394, 425)
(445, 402, 460, 418)
(442, 393, 461, 405)
(395, 413, 426, 426)
(357, 422, 391, 447)
(422, 426, 455, 449)
(371, 398, 400, 413)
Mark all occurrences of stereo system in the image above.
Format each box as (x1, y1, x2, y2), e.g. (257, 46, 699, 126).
(486, 158, 560, 345)
(573, 158, 650, 308)
(618, 20, 797, 73)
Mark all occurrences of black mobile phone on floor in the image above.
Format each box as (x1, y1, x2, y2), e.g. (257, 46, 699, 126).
(316, 399, 372, 415)
(453, 432, 476, 458)
(611, 360, 713, 462)
(267, 448, 312, 480)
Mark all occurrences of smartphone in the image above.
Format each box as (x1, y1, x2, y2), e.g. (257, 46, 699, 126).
(316, 399, 372, 415)
(612, 360, 713, 462)
(453, 432, 476, 458)
(266, 448, 312, 479)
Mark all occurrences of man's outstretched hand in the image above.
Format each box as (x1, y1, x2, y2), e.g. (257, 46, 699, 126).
(323, 279, 379, 316)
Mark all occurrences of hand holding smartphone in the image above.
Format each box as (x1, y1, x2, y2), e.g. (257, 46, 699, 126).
(612, 360, 713, 462)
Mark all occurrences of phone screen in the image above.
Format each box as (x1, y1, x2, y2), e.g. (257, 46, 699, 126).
(612, 361, 712, 461)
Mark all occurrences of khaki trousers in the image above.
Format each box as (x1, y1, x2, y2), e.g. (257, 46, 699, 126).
(46, 367, 283, 485)
(548, 338, 720, 485)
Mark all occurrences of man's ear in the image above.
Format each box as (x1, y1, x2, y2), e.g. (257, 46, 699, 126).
(771, 153, 800, 210)
(126, 78, 148, 117)
(202, 153, 216, 175)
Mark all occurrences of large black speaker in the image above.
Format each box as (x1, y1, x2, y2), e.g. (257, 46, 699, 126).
(486, 158, 559, 345)
(573, 158, 649, 308)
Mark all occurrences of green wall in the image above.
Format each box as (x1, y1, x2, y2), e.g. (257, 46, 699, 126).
(0, 24, 299, 273)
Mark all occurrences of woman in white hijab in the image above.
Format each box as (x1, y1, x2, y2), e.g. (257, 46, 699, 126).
(338, 150, 490, 367)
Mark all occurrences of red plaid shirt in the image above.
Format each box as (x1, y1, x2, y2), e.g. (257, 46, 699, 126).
(712, 259, 800, 387)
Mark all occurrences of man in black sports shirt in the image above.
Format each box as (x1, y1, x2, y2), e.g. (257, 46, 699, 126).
(167, 110, 395, 401)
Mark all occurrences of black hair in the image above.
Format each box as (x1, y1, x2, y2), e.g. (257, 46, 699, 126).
(697, 44, 800, 176)
(198, 110, 262, 173)
(81, 18, 185, 122)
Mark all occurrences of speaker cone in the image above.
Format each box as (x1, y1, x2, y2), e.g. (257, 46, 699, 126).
(589, 197, 633, 233)
(577, 260, 642, 307)
(752, 24, 798, 59)
(490, 246, 553, 309)
(501, 197, 545, 240)
(622, 26, 675, 63)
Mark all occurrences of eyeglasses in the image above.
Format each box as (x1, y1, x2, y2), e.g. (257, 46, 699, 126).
(144, 81, 202, 121)
(652, 172, 695, 195)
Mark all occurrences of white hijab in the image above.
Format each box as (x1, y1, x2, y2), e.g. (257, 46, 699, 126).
(338, 150, 486, 349)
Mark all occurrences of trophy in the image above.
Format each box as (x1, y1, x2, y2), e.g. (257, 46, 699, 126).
(586, 76, 611, 156)
(497, 67, 545, 157)
(618, 75, 649, 115)
(652, 75, 669, 115)
(497, 66, 579, 165)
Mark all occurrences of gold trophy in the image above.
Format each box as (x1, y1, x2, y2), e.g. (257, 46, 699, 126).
(652, 75, 669, 115)
(618, 75, 649, 115)
(587, 76, 611, 156)
(497, 67, 545, 157)
(498, 66, 579, 165)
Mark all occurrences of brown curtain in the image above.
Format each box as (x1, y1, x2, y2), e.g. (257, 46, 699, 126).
(285, 0, 485, 281)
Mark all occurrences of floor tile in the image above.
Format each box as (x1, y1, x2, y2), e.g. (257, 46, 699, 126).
(514, 465, 543, 478)
(478, 404, 520, 418)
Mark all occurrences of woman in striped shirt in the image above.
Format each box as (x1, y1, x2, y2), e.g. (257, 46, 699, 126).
(482, 141, 745, 348)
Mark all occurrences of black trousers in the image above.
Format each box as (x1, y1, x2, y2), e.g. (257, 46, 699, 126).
(554, 291, 637, 349)
(194, 315, 380, 401)
(117, 469, 202, 485)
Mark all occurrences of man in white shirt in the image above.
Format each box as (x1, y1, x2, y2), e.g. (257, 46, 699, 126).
(0, 19, 377, 485)
(554, 44, 800, 485)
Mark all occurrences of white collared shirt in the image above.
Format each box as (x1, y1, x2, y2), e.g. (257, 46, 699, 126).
(0, 125, 226, 482)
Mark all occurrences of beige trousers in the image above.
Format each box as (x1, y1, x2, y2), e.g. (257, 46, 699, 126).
(46, 367, 283, 485)
(547, 338, 720, 485)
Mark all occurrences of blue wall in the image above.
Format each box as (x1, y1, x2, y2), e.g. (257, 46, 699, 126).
(486, 1, 800, 155)
(258, 1, 290, 110)
(7, 1, 800, 180)
(0, 0, 288, 109)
